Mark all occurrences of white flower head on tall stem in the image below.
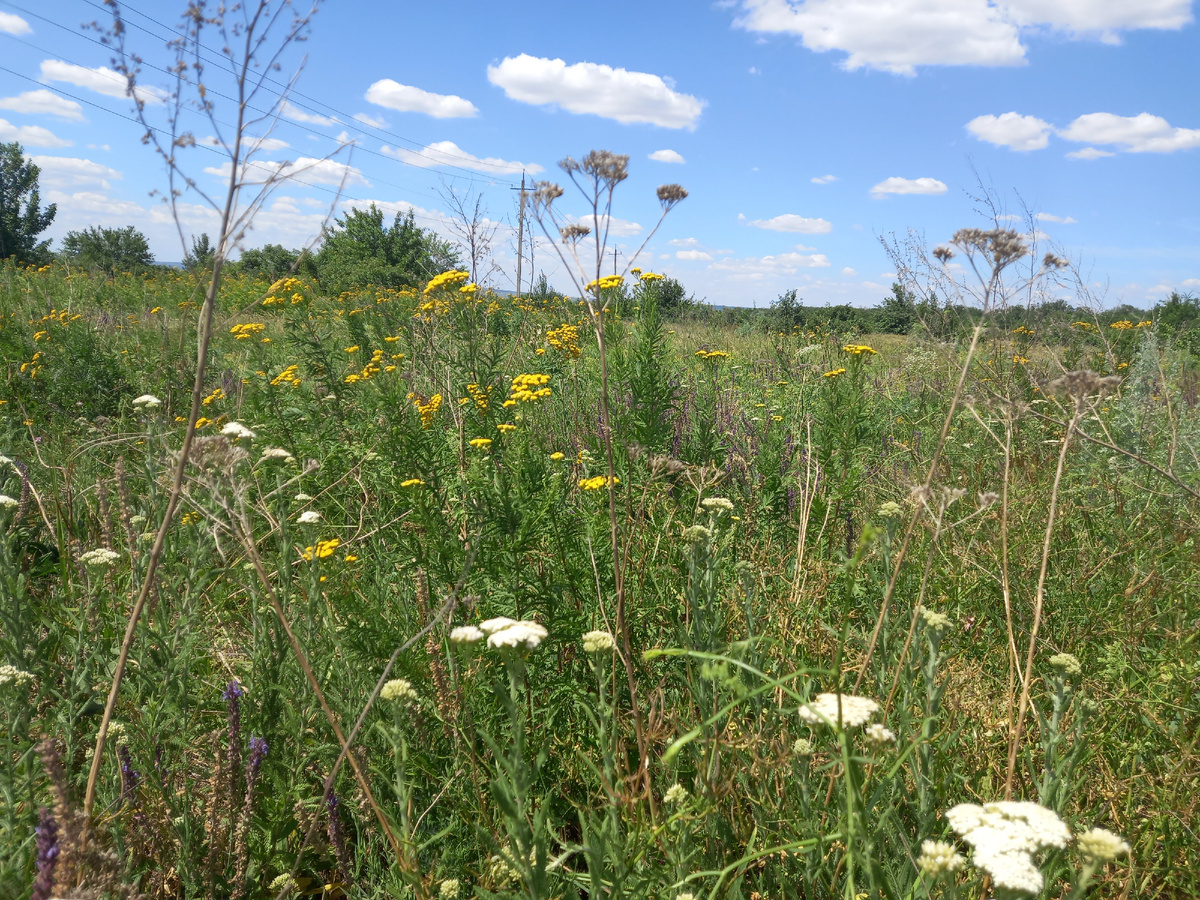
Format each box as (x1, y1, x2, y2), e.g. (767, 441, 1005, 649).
(946, 800, 1070, 895)
(296, 510, 321, 525)
(79, 547, 120, 568)
(221, 421, 256, 441)
(132, 394, 161, 410)
(799, 693, 880, 729)
(450, 625, 485, 645)
(487, 620, 548, 652)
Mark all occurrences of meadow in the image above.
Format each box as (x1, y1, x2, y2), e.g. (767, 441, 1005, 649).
(1, 245, 1197, 900)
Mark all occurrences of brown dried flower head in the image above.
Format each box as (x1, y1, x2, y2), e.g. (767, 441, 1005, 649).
(951, 227, 1028, 267)
(933, 246, 954, 263)
(1044, 369, 1123, 399)
(1042, 252, 1069, 270)
(657, 183, 689, 210)
(560, 223, 591, 244)
(532, 181, 564, 210)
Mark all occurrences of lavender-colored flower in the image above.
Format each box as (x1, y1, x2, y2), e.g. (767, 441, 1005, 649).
(327, 792, 352, 884)
(118, 744, 141, 805)
(32, 808, 59, 900)
(247, 736, 269, 781)
(225, 680, 244, 804)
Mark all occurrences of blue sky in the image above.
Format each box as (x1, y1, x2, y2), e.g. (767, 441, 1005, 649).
(1, 0, 1197, 307)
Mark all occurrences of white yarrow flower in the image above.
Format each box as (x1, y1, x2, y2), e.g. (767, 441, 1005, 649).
(1049, 652, 1082, 677)
(79, 547, 120, 568)
(487, 620, 548, 651)
(221, 421, 256, 440)
(293, 492, 314, 502)
(438, 879, 460, 900)
(700, 497, 734, 513)
(663, 783, 689, 804)
(918, 606, 953, 631)
(799, 693, 880, 729)
(864, 722, 896, 749)
(917, 839, 965, 876)
(296, 510, 321, 524)
(261, 447, 295, 463)
(946, 801, 1070, 895)
(132, 394, 161, 409)
(479, 617, 518, 635)
(0, 494, 18, 510)
(581, 630, 616, 653)
(380, 678, 418, 702)
(1075, 827, 1130, 863)
(450, 625, 485, 644)
(0, 665, 36, 688)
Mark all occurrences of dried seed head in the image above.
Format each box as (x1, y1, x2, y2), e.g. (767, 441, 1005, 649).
(580, 149, 630, 185)
(560, 223, 591, 244)
(657, 183, 688, 210)
(1042, 252, 1069, 270)
(933, 246, 954, 263)
(951, 227, 1028, 267)
(1045, 369, 1122, 400)
(532, 180, 563, 210)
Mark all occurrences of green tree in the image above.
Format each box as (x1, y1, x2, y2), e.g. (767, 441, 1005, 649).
(0, 142, 57, 264)
(878, 282, 916, 334)
(61, 225, 155, 275)
(182, 233, 215, 271)
(233, 243, 307, 281)
(315, 204, 457, 292)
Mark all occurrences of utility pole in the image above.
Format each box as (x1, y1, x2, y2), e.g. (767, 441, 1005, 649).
(512, 172, 527, 298)
(613, 246, 618, 276)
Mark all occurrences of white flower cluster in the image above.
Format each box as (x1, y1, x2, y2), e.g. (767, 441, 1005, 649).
(296, 510, 321, 524)
(1075, 827, 1130, 863)
(450, 625, 485, 644)
(0, 494, 18, 510)
(792, 737, 815, 756)
(680, 525, 712, 543)
(260, 447, 296, 465)
(581, 630, 616, 654)
(700, 497, 734, 513)
(1049, 652, 1082, 677)
(877, 501, 903, 519)
(0, 665, 36, 689)
(916, 839, 965, 876)
(864, 722, 896, 749)
(438, 878, 461, 900)
(918, 606, 953, 631)
(221, 421, 256, 440)
(132, 394, 161, 410)
(946, 801, 1071, 895)
(268, 873, 296, 894)
(799, 693, 880, 729)
(663, 783, 689, 804)
(79, 547, 120, 568)
(380, 678, 418, 703)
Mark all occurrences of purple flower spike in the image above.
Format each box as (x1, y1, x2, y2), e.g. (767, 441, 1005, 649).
(32, 808, 59, 900)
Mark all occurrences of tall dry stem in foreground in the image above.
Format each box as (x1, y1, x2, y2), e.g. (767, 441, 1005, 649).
(531, 153, 686, 806)
(82, 0, 328, 824)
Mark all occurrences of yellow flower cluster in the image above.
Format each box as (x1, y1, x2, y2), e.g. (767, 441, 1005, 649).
(202, 388, 225, 406)
(586, 275, 624, 292)
(507, 373, 551, 405)
(1137, 320, 1152, 328)
(464, 383, 493, 410)
(300, 538, 341, 561)
(230, 322, 265, 339)
(409, 392, 443, 427)
(696, 350, 729, 360)
(263, 277, 305, 306)
(638, 272, 664, 282)
(459, 283, 478, 294)
(843, 344, 878, 355)
(1110, 320, 1134, 330)
(19, 351, 43, 378)
(469, 437, 492, 450)
(1012, 326, 1035, 335)
(423, 270, 471, 295)
(579, 475, 619, 491)
(546, 323, 581, 358)
(270, 364, 302, 387)
(1013, 355, 1029, 364)
(823, 367, 846, 378)
(497, 423, 516, 434)
(401, 478, 424, 488)
(1070, 321, 1096, 330)
(345, 349, 387, 384)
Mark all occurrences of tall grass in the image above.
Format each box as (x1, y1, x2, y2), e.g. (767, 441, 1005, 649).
(0, 241, 1196, 899)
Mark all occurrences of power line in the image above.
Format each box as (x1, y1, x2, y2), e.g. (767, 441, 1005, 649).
(0, 0, 521, 187)
(71, 0, 524, 185)
(0, 61, 464, 234)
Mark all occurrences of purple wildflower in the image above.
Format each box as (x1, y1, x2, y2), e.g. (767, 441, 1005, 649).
(32, 807, 59, 900)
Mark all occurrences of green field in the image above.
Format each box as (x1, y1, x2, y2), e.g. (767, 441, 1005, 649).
(1, 254, 1198, 899)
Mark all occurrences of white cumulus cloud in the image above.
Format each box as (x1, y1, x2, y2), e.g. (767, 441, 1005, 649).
(364, 79, 478, 118)
(31, 156, 122, 190)
(0, 12, 31, 35)
(0, 118, 71, 148)
(1059, 112, 1200, 153)
(967, 112, 1053, 150)
(203, 157, 368, 187)
(0, 89, 85, 121)
(40, 60, 166, 105)
(382, 140, 541, 175)
(711, 250, 831, 278)
(747, 213, 833, 233)
(870, 176, 947, 196)
(649, 149, 686, 163)
(670, 237, 701, 248)
(1065, 146, 1114, 159)
(1035, 212, 1076, 223)
(811, 174, 837, 183)
(281, 100, 337, 126)
(676, 249, 713, 261)
(487, 54, 705, 129)
(731, 0, 1192, 74)
(353, 112, 388, 129)
(561, 213, 643, 237)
